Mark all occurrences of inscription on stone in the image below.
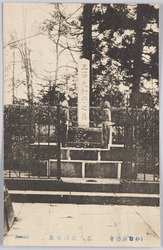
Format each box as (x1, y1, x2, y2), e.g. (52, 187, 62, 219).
(78, 58, 90, 128)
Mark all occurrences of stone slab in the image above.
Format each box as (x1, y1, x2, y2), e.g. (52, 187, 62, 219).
(31, 145, 57, 160)
(50, 161, 82, 178)
(101, 148, 137, 161)
(85, 162, 118, 178)
(70, 150, 98, 160)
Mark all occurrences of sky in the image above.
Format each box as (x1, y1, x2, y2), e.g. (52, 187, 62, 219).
(3, 3, 82, 104)
(3, 3, 159, 105)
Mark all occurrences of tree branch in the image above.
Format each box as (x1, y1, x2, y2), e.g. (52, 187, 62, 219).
(4, 32, 44, 49)
(57, 65, 77, 71)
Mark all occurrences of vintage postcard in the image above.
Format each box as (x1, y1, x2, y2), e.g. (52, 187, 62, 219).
(3, 3, 160, 247)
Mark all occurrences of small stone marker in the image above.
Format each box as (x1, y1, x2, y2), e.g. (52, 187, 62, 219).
(78, 58, 90, 128)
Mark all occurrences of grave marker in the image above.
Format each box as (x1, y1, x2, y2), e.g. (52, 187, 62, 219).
(78, 58, 90, 128)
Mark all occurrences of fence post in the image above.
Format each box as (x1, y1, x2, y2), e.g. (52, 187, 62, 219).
(47, 103, 50, 178)
(56, 93, 61, 181)
(144, 108, 147, 181)
(37, 107, 40, 178)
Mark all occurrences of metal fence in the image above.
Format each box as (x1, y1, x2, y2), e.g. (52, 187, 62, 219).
(4, 104, 159, 182)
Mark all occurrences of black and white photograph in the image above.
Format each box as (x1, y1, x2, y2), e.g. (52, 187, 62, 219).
(3, 3, 160, 247)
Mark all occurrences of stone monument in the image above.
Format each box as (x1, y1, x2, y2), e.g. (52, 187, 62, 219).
(78, 58, 90, 128)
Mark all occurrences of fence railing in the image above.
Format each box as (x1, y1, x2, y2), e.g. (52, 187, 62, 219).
(4, 104, 159, 182)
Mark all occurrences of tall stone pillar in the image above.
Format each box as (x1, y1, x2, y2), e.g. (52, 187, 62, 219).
(78, 58, 90, 128)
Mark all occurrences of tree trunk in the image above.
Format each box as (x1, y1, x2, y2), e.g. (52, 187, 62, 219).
(83, 4, 93, 105)
(12, 48, 15, 104)
(131, 4, 143, 108)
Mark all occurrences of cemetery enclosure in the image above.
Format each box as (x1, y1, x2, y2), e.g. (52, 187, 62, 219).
(4, 104, 159, 182)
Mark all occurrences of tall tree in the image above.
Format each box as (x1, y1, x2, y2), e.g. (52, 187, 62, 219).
(89, 4, 158, 108)
(42, 3, 81, 89)
(7, 33, 34, 105)
(131, 4, 159, 107)
(82, 4, 93, 104)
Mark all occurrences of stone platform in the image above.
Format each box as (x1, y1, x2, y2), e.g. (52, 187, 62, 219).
(30, 143, 133, 179)
(5, 177, 159, 206)
(49, 159, 121, 179)
(3, 203, 160, 247)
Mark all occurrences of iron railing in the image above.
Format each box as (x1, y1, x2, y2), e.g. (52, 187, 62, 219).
(4, 104, 159, 182)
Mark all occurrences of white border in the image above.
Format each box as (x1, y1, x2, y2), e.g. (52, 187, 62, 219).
(0, 1, 162, 249)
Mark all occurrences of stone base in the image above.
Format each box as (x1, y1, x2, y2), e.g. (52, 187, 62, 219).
(50, 161, 82, 178)
(85, 163, 118, 178)
(49, 160, 121, 179)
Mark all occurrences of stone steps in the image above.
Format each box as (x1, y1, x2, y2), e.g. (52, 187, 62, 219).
(5, 178, 159, 206)
(8, 190, 159, 206)
(5, 178, 159, 194)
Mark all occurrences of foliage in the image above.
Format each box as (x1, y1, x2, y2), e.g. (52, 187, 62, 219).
(82, 4, 159, 107)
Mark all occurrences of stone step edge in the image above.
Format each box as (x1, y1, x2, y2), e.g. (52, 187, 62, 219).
(9, 190, 160, 198)
(4, 177, 159, 185)
(30, 143, 124, 150)
(49, 159, 123, 163)
(4, 177, 121, 184)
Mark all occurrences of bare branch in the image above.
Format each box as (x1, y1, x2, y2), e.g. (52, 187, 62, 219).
(4, 32, 44, 49)
(57, 65, 77, 71)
